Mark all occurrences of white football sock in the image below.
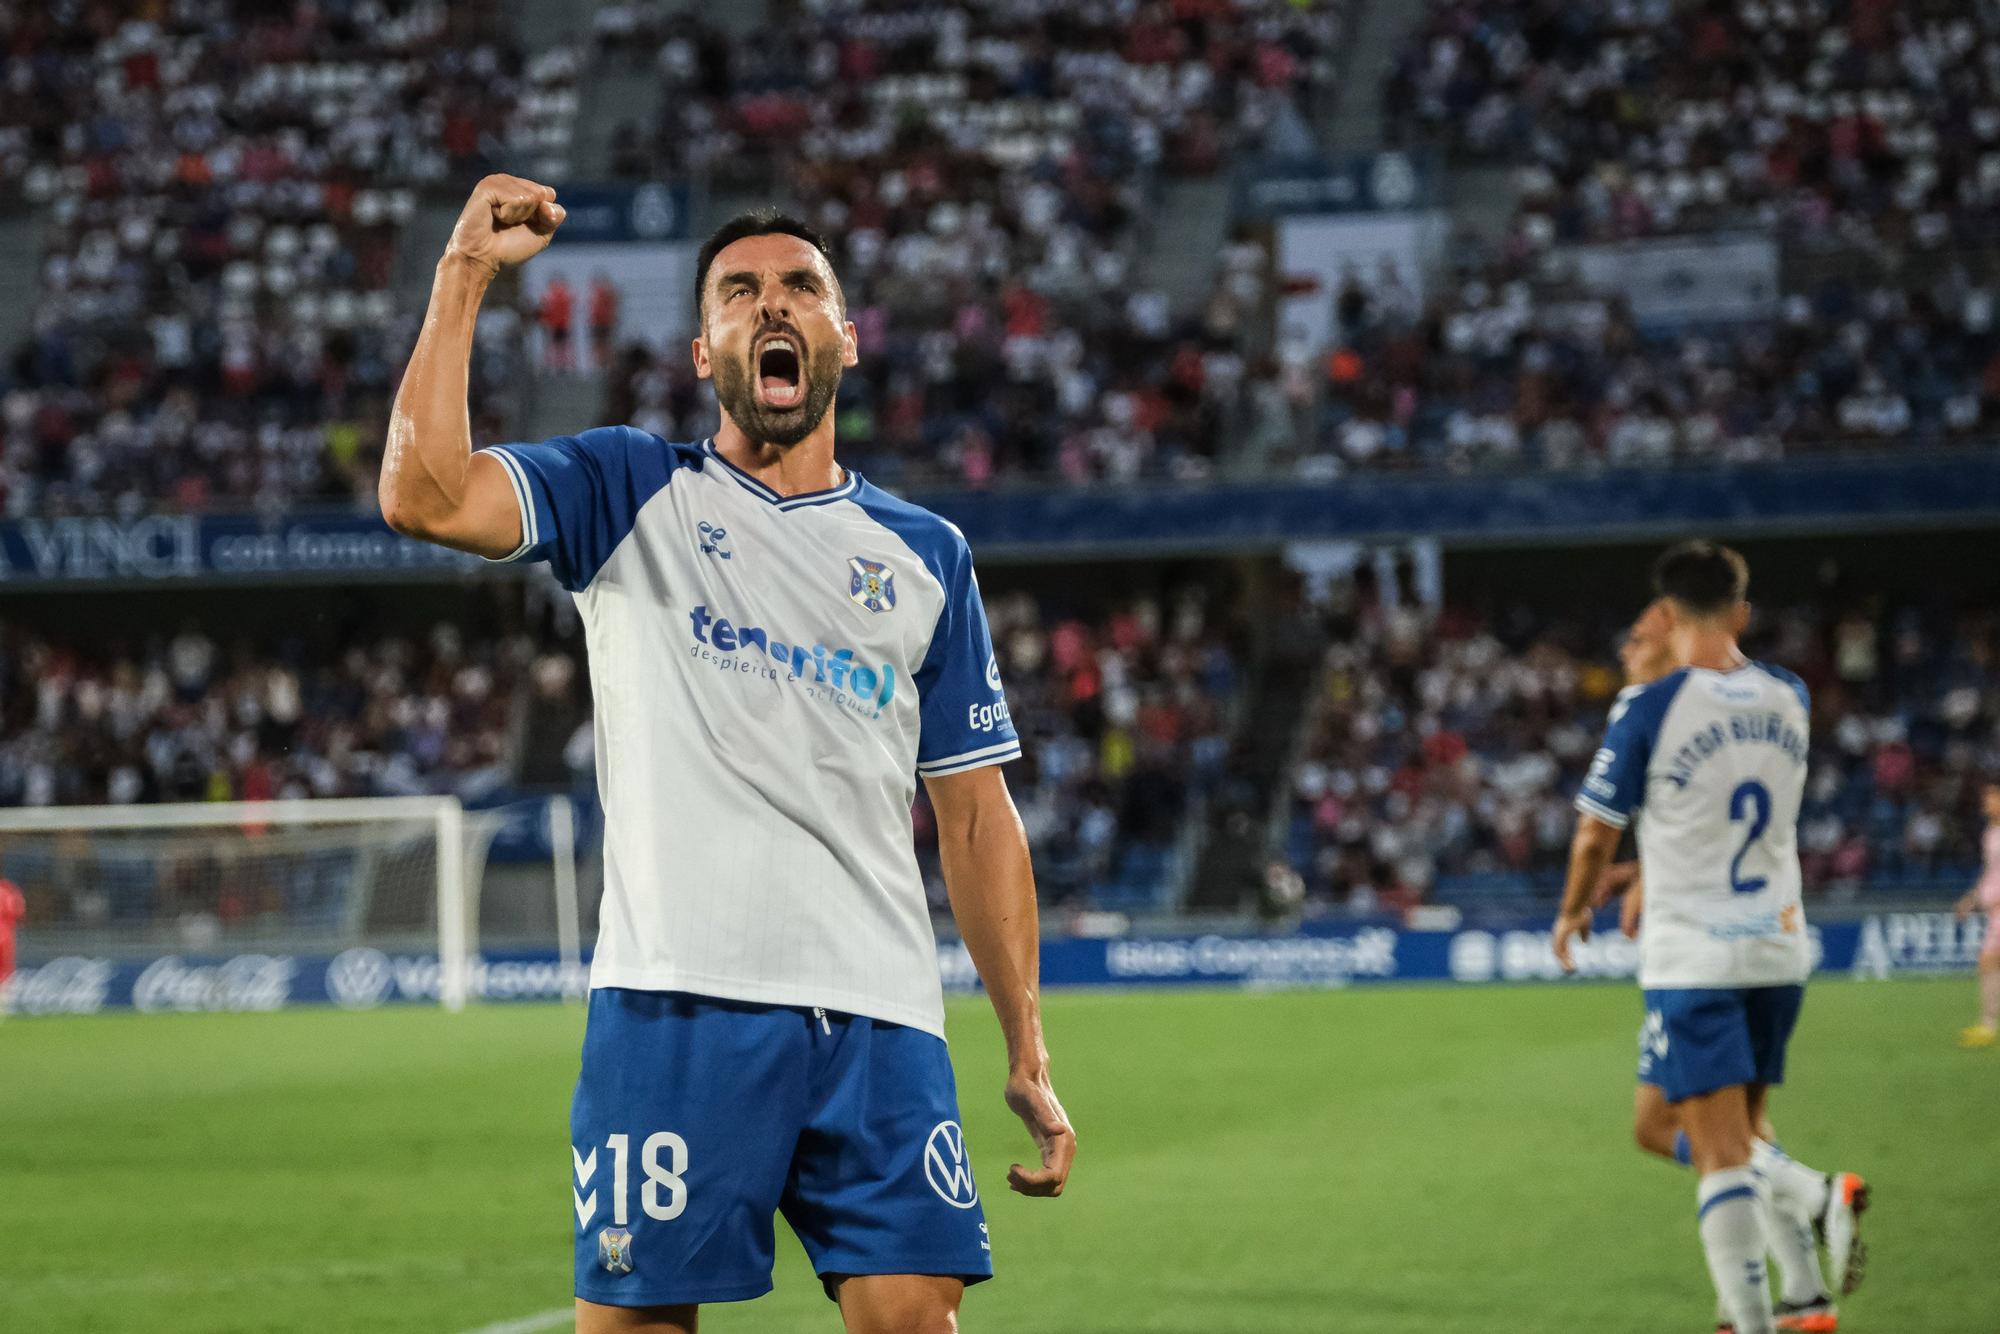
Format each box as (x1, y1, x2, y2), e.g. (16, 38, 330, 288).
(1752, 1138, 1831, 1220)
(1699, 1168, 1775, 1334)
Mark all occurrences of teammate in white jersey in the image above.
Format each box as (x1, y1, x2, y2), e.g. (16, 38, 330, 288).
(1590, 599, 1862, 1332)
(382, 176, 1075, 1333)
(1553, 542, 1829, 1334)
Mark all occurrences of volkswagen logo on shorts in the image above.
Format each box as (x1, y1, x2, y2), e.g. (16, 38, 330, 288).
(325, 947, 393, 1009)
(923, 1120, 979, 1208)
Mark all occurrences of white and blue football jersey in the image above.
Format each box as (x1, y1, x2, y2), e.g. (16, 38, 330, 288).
(1576, 663, 1812, 989)
(482, 428, 1020, 1036)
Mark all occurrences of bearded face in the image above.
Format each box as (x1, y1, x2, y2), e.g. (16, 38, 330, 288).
(697, 234, 854, 449)
(708, 318, 846, 447)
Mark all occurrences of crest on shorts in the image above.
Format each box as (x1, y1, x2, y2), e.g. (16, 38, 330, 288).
(848, 557, 896, 614)
(598, 1226, 635, 1275)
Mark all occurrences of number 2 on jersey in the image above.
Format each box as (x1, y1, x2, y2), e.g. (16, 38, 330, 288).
(1727, 780, 1771, 894)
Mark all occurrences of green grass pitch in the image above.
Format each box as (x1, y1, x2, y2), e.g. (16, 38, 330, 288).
(2, 977, 1991, 1333)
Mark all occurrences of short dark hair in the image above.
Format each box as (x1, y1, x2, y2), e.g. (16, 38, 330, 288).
(694, 208, 839, 324)
(1653, 540, 1749, 617)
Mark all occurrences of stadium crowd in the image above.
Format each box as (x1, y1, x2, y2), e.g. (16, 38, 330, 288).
(596, 0, 1343, 183)
(5, 0, 1998, 502)
(1382, 0, 2000, 252)
(0, 623, 520, 808)
(0, 1, 567, 515)
(1277, 257, 2000, 474)
(1279, 585, 2000, 911)
(594, 0, 1340, 487)
(0, 571, 1988, 919)
(0, 587, 1246, 915)
(920, 587, 1244, 912)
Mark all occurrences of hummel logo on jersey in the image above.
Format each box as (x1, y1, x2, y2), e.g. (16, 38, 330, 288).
(696, 520, 731, 559)
(848, 557, 896, 613)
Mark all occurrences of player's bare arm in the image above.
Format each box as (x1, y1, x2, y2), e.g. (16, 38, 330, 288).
(380, 174, 566, 556)
(924, 764, 1076, 1198)
(1552, 814, 1623, 972)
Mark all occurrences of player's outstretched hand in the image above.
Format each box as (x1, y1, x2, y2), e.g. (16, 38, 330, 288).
(1551, 907, 1593, 973)
(1003, 1066, 1075, 1198)
(444, 174, 566, 279)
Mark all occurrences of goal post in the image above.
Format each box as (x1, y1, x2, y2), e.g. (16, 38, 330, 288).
(0, 795, 583, 1012)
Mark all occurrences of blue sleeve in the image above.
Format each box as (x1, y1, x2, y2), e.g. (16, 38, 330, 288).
(914, 543, 1021, 778)
(1576, 673, 1684, 829)
(1759, 662, 1811, 716)
(479, 426, 679, 592)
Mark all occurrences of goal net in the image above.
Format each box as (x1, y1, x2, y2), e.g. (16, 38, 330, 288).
(0, 796, 582, 1012)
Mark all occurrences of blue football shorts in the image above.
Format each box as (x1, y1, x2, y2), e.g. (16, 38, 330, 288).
(570, 988, 993, 1308)
(1636, 983, 1805, 1104)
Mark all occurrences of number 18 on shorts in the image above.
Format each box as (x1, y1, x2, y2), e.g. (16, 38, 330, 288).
(570, 989, 994, 1308)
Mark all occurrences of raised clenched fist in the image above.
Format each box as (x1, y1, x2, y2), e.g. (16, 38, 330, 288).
(443, 173, 566, 278)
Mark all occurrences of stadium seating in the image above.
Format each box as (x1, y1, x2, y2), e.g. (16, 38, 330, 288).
(9, 580, 1981, 916)
(597, 0, 1346, 183)
(1382, 0, 2000, 251)
(0, 2, 563, 514)
(1277, 591, 1997, 908)
(1275, 257, 2000, 473)
(9, 0, 1999, 501)
(0, 623, 521, 807)
(0, 587, 1245, 916)
(0, 0, 1992, 927)
(594, 0, 1343, 488)
(938, 588, 1243, 914)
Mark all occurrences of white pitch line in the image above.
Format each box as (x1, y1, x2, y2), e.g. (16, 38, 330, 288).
(453, 1306, 572, 1334)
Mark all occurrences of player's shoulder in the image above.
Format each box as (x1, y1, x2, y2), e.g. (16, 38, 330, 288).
(492, 425, 706, 477)
(1749, 660, 1811, 713)
(1608, 667, 1692, 733)
(844, 476, 972, 580)
(576, 425, 708, 468)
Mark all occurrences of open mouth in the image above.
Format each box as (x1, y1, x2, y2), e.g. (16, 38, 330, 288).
(756, 337, 804, 409)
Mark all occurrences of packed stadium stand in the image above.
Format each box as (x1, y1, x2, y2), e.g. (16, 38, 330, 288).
(587, 0, 1346, 486)
(1281, 258, 2000, 473)
(0, 622, 521, 807)
(1381, 0, 2000, 251)
(1, 1, 567, 513)
(596, 0, 1345, 184)
(920, 586, 1245, 913)
(5, 9, 1997, 1331)
(1277, 588, 1999, 912)
(0, 0, 1994, 928)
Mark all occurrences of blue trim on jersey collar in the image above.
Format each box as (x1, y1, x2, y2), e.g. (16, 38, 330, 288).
(703, 440, 859, 510)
